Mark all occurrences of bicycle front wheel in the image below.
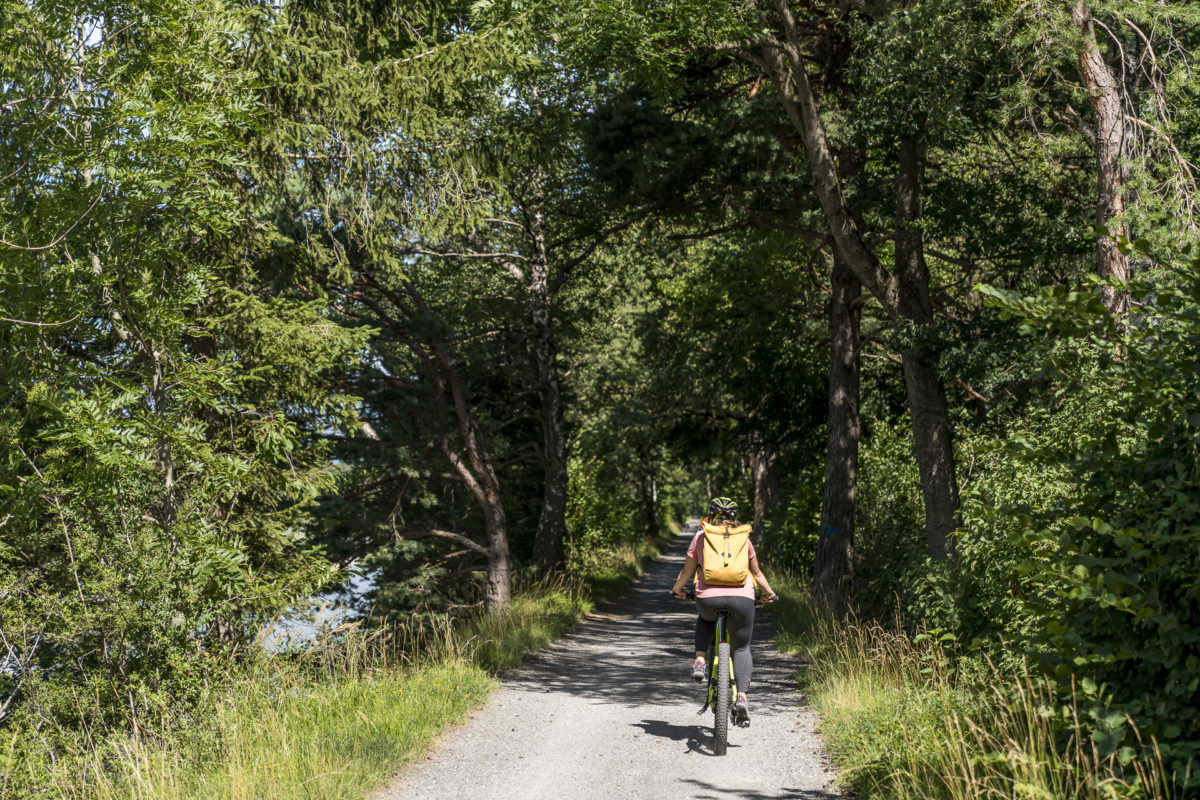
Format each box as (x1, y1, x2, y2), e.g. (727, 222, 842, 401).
(713, 639, 730, 756)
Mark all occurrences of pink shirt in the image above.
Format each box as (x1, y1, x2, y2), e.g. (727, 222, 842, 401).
(688, 529, 757, 600)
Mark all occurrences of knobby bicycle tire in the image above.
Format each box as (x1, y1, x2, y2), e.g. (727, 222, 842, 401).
(714, 639, 731, 756)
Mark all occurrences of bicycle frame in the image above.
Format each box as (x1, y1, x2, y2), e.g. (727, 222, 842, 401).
(699, 610, 738, 714)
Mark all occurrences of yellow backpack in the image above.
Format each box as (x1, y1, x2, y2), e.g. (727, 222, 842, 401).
(700, 520, 753, 587)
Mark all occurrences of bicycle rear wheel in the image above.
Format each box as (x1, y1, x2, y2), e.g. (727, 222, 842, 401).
(713, 639, 730, 756)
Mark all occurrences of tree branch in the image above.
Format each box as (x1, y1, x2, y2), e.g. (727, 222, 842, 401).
(0, 314, 81, 328)
(0, 191, 101, 251)
(395, 529, 487, 555)
(415, 248, 528, 262)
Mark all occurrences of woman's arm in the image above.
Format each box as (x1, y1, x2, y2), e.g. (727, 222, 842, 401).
(749, 556, 777, 600)
(672, 555, 698, 598)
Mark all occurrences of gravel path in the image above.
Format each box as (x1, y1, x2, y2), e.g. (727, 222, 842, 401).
(376, 527, 840, 800)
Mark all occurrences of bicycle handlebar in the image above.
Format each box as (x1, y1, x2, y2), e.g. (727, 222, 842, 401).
(670, 588, 778, 605)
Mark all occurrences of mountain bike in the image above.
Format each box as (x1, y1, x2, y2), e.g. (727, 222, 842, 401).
(675, 589, 773, 756)
(701, 602, 738, 755)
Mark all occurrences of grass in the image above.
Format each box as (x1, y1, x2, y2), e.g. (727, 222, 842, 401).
(23, 622, 492, 800)
(17, 529, 677, 800)
(459, 579, 592, 673)
(76, 658, 492, 800)
(769, 571, 1175, 800)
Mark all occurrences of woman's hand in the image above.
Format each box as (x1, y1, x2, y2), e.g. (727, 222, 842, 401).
(672, 555, 699, 599)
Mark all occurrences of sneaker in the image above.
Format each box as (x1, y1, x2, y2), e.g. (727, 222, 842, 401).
(733, 693, 750, 727)
(691, 657, 706, 682)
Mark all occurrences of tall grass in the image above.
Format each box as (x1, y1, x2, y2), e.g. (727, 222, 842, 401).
(770, 572, 1174, 800)
(464, 580, 592, 672)
(13, 622, 489, 800)
(12, 532, 675, 800)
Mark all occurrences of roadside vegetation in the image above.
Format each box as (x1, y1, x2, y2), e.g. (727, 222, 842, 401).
(771, 571, 1176, 800)
(5, 533, 674, 800)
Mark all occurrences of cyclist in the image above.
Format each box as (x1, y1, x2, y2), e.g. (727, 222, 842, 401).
(671, 496, 777, 726)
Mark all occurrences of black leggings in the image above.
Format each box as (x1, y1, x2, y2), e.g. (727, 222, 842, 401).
(694, 595, 755, 693)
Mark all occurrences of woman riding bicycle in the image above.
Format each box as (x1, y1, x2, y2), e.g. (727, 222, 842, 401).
(671, 497, 777, 726)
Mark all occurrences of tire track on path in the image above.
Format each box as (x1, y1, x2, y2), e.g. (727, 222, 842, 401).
(375, 527, 840, 800)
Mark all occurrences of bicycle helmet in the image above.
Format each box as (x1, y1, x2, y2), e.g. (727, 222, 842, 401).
(707, 496, 738, 521)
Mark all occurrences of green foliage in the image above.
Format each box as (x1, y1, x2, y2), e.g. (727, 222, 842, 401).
(976, 256, 1200, 779)
(852, 419, 927, 617)
(6, 0, 1200, 793)
(567, 457, 643, 558)
(0, 0, 364, 778)
(759, 463, 822, 575)
(770, 578, 1173, 800)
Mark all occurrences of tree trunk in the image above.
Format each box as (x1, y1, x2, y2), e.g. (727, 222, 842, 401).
(1070, 1, 1132, 315)
(342, 272, 513, 610)
(439, 422, 512, 611)
(530, 324, 568, 571)
(896, 138, 960, 560)
(640, 470, 657, 538)
(755, 12, 962, 561)
(750, 438, 780, 546)
(407, 282, 513, 610)
(527, 201, 569, 572)
(449, 399, 512, 610)
(481, 472, 512, 610)
(755, 21, 900, 316)
(813, 251, 860, 605)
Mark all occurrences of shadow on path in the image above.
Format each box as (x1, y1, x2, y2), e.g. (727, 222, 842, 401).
(508, 530, 803, 711)
(678, 778, 841, 800)
(630, 719, 711, 754)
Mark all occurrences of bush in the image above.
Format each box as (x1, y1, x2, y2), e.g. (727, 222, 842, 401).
(771, 576, 1174, 800)
(979, 255, 1200, 781)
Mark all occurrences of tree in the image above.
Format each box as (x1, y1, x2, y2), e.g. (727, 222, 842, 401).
(1006, 1, 1200, 311)
(252, 0, 542, 611)
(333, 270, 514, 610)
(415, 70, 645, 573)
(734, 2, 963, 561)
(0, 0, 362, 751)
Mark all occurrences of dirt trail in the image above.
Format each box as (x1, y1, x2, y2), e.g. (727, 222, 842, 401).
(376, 527, 840, 800)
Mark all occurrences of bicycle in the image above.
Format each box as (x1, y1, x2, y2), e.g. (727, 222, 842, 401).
(675, 587, 773, 756)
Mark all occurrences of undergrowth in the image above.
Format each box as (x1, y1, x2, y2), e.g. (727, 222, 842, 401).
(770, 571, 1177, 800)
(7, 529, 678, 800)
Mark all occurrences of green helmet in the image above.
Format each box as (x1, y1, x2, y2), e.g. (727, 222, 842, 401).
(707, 496, 738, 520)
